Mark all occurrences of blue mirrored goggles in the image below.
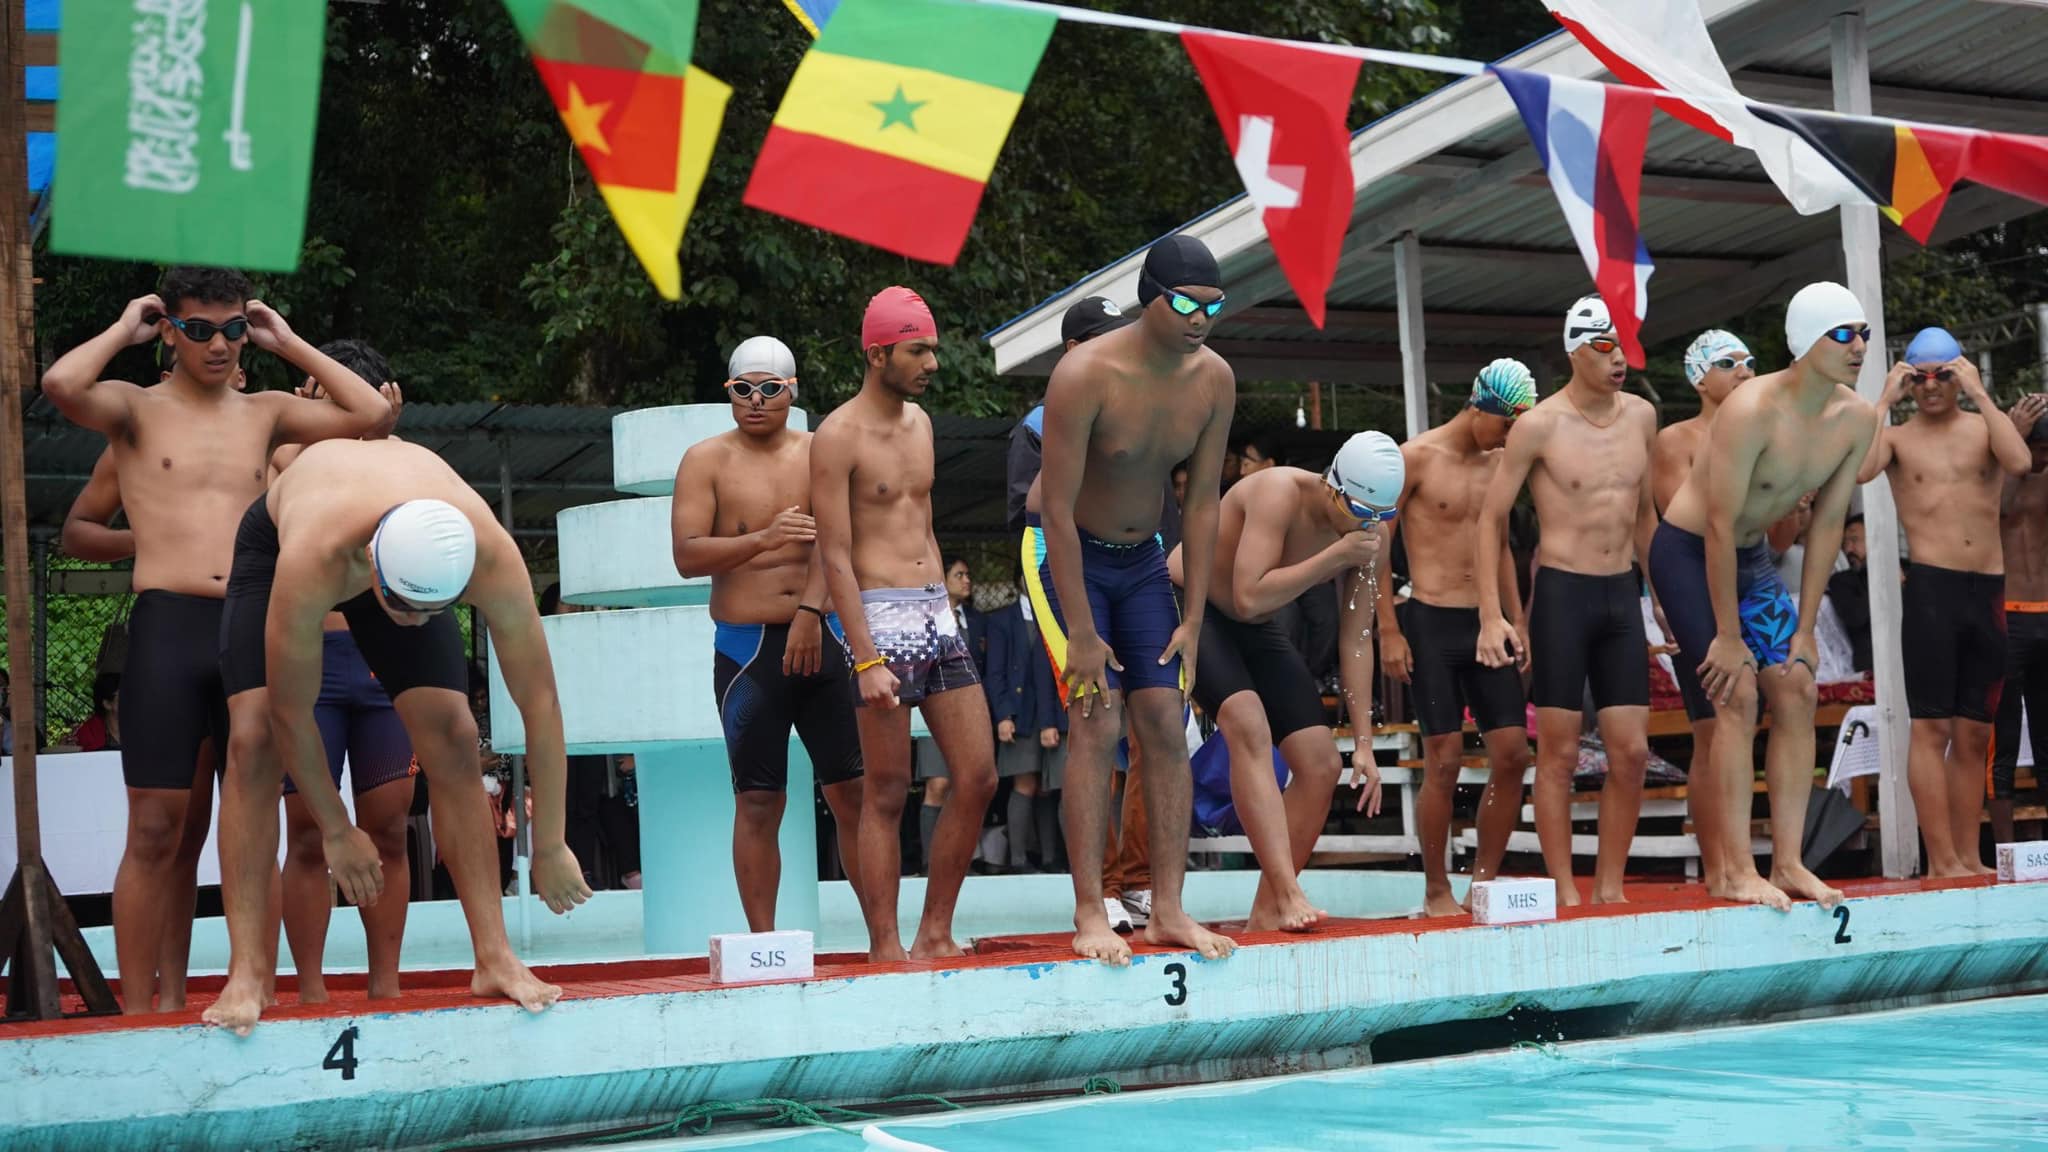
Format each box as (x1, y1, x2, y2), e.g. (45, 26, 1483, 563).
(1326, 477, 1397, 524)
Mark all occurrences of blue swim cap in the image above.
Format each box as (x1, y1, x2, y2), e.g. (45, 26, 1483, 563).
(1469, 358, 1535, 418)
(1904, 326, 1963, 366)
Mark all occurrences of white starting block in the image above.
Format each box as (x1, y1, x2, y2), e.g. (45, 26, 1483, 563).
(1469, 877, 1557, 925)
(710, 929, 815, 984)
(1995, 841, 2048, 883)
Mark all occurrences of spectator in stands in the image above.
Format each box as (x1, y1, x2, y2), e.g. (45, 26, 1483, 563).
(70, 673, 123, 751)
(1826, 514, 1874, 674)
(986, 564, 1066, 871)
(1172, 462, 1191, 510)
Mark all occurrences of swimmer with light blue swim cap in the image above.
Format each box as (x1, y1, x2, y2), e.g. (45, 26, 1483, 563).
(1895, 326, 1975, 416)
(1904, 326, 1964, 370)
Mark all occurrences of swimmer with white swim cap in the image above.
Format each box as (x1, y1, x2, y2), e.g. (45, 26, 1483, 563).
(672, 334, 868, 933)
(1477, 294, 1660, 909)
(1856, 325, 2033, 877)
(1377, 361, 1535, 918)
(1650, 281, 1883, 912)
(1650, 330, 1759, 828)
(1164, 431, 1397, 932)
(211, 437, 591, 1033)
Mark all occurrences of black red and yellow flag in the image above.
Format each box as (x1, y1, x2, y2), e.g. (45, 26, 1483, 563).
(1748, 105, 1967, 242)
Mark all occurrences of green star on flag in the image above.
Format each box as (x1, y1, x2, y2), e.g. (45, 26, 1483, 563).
(872, 85, 926, 131)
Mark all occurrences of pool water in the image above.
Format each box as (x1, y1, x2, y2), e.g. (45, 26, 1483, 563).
(622, 994, 2048, 1151)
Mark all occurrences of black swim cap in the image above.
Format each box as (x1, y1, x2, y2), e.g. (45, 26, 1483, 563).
(1137, 234, 1222, 307)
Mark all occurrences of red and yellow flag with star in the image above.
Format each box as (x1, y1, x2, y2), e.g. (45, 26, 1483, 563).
(504, 0, 728, 298)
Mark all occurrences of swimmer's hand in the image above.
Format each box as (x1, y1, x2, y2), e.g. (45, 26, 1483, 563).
(1879, 361, 1913, 411)
(996, 718, 1016, 744)
(1379, 629, 1413, 683)
(1475, 614, 1521, 670)
(1328, 528, 1380, 572)
(532, 842, 593, 915)
(1160, 620, 1199, 708)
(324, 826, 384, 908)
(785, 608, 822, 677)
(1784, 631, 1819, 682)
(2011, 393, 2048, 438)
(1352, 757, 1384, 816)
(757, 506, 817, 553)
(1063, 632, 1121, 720)
(1512, 621, 1531, 673)
(1039, 727, 1060, 749)
(369, 381, 403, 440)
(119, 294, 168, 343)
(1698, 634, 1755, 706)
(857, 661, 902, 709)
(244, 299, 296, 353)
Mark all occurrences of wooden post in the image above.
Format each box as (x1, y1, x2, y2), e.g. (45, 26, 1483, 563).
(1307, 380, 1322, 431)
(0, 0, 115, 1019)
(1833, 9, 1916, 878)
(1394, 231, 1429, 439)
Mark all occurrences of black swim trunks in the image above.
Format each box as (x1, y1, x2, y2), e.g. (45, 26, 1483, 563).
(282, 629, 419, 797)
(120, 590, 230, 790)
(1528, 567, 1649, 712)
(713, 617, 864, 794)
(1190, 610, 1326, 742)
(1990, 603, 2048, 799)
(1902, 562, 2005, 723)
(222, 497, 468, 701)
(1396, 599, 1527, 737)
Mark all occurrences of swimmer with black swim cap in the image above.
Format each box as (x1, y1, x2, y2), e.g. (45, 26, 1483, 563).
(207, 438, 591, 1034)
(1477, 295, 1661, 909)
(1651, 282, 1883, 911)
(1856, 325, 2032, 877)
(1025, 233, 1238, 965)
(1380, 360, 1536, 918)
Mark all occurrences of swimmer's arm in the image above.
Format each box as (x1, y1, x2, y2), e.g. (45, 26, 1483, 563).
(1177, 363, 1238, 629)
(670, 444, 762, 576)
(1375, 503, 1404, 638)
(41, 341, 143, 437)
(1337, 567, 1375, 726)
(478, 567, 569, 852)
(1232, 498, 1330, 619)
(1981, 402, 2032, 477)
(1795, 418, 1875, 638)
(811, 421, 880, 663)
(1701, 403, 1769, 641)
(265, 558, 355, 835)
(801, 544, 833, 615)
(266, 337, 391, 445)
(1476, 416, 1540, 624)
(1650, 429, 1686, 516)
(61, 450, 133, 562)
(2002, 472, 2026, 517)
(1633, 407, 1661, 594)
(1036, 354, 1106, 644)
(1496, 522, 1525, 628)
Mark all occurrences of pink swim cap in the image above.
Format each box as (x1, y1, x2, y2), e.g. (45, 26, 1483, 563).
(861, 286, 937, 350)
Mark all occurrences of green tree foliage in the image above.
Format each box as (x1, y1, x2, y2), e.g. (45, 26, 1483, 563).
(36, 0, 1453, 414)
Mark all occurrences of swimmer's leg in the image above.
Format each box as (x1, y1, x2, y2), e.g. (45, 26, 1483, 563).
(1944, 719, 1994, 875)
(1245, 724, 1339, 932)
(1700, 669, 1789, 909)
(206, 689, 286, 1035)
(354, 777, 415, 998)
(1908, 717, 1966, 876)
(280, 794, 337, 1001)
(1532, 707, 1585, 907)
(853, 705, 914, 963)
(733, 788, 788, 932)
(394, 688, 560, 1012)
(1686, 717, 1722, 883)
(1759, 663, 1840, 907)
(1416, 732, 1468, 918)
(912, 685, 997, 960)
(1062, 697, 1130, 965)
(1131, 687, 1234, 960)
(1589, 707, 1649, 904)
(156, 760, 215, 1011)
(820, 777, 867, 916)
(1468, 727, 1531, 891)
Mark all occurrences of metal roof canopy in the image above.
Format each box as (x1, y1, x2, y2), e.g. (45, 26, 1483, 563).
(987, 0, 2048, 389)
(16, 398, 1019, 543)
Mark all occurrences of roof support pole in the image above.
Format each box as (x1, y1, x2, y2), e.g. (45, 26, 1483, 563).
(1395, 231, 1430, 438)
(1834, 7, 1916, 878)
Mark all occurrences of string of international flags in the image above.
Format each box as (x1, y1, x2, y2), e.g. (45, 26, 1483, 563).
(47, 0, 2048, 371)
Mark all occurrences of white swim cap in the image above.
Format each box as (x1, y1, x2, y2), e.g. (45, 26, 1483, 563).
(1683, 329, 1751, 387)
(1325, 431, 1405, 517)
(728, 335, 796, 379)
(1563, 294, 1614, 353)
(1784, 282, 1866, 361)
(371, 499, 476, 609)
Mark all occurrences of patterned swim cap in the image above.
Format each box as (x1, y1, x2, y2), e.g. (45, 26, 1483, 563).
(1470, 358, 1536, 418)
(1683, 329, 1750, 388)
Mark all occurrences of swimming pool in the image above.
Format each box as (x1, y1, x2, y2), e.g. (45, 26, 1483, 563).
(640, 994, 2048, 1151)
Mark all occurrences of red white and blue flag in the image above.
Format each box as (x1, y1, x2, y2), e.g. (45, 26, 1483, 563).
(1492, 66, 1655, 367)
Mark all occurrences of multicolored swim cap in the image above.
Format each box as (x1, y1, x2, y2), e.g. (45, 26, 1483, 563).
(1469, 358, 1535, 418)
(1683, 329, 1750, 388)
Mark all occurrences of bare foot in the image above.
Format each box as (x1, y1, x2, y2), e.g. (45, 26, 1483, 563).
(1770, 865, 1844, 910)
(909, 929, 966, 961)
(1967, 860, 1998, 879)
(1247, 885, 1326, 933)
(299, 978, 331, 1006)
(1925, 862, 1977, 880)
(1145, 910, 1236, 960)
(1710, 872, 1794, 912)
(868, 940, 909, 963)
(366, 972, 401, 1001)
(1074, 922, 1133, 966)
(201, 973, 269, 1037)
(1589, 885, 1627, 906)
(1555, 882, 1583, 908)
(1422, 890, 1466, 918)
(472, 956, 562, 1013)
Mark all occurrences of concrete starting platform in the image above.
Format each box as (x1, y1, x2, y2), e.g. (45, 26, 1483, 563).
(4, 875, 2045, 1151)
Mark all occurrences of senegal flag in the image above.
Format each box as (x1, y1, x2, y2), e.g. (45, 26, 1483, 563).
(744, 0, 1056, 265)
(504, 0, 730, 298)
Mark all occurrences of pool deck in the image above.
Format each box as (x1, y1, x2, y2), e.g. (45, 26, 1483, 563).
(5, 875, 2046, 1151)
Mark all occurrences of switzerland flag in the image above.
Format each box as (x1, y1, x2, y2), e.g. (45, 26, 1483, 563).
(1181, 33, 1361, 329)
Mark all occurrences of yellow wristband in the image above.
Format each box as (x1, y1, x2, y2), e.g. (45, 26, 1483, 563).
(854, 656, 887, 673)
